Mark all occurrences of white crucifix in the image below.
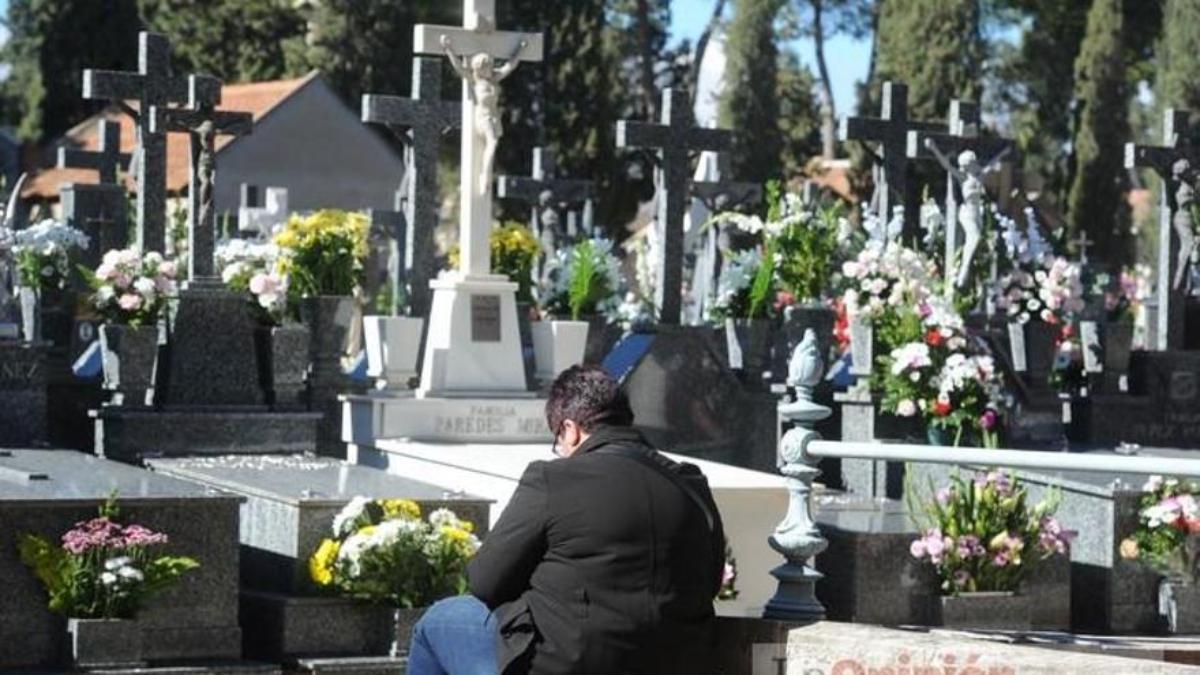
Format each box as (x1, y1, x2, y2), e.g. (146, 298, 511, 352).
(411, 2, 547, 397)
(415, 2, 544, 280)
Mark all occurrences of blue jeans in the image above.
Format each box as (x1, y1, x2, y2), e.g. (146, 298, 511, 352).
(408, 595, 499, 675)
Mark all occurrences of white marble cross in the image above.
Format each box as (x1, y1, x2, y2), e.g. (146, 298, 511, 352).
(414, 0, 544, 279)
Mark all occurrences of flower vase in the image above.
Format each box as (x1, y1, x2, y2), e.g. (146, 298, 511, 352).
(300, 295, 356, 382)
(1102, 320, 1134, 388)
(938, 592, 1032, 630)
(1021, 321, 1059, 389)
(66, 618, 144, 669)
(255, 324, 312, 410)
(99, 324, 160, 407)
(722, 318, 775, 388)
(363, 316, 425, 391)
(1160, 579, 1200, 634)
(389, 606, 428, 657)
(18, 286, 38, 343)
(531, 320, 590, 383)
(38, 286, 74, 349)
(926, 425, 953, 447)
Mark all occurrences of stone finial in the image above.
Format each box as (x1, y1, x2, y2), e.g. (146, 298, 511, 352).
(764, 329, 830, 622)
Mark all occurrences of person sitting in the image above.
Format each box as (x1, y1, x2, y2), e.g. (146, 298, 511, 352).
(408, 364, 727, 674)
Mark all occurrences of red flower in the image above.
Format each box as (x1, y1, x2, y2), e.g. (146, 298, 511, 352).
(833, 299, 851, 353)
(925, 329, 944, 348)
(933, 400, 952, 417)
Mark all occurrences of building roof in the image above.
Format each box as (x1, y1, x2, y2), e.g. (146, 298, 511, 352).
(24, 71, 321, 200)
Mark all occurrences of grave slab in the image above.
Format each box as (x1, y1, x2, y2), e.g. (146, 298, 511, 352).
(348, 438, 786, 620)
(146, 454, 491, 594)
(0, 449, 242, 669)
(341, 392, 549, 445)
(93, 408, 322, 464)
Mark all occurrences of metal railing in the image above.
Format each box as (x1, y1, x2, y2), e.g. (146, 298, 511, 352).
(804, 440, 1200, 479)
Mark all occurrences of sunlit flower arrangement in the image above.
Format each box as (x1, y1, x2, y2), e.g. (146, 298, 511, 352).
(540, 237, 625, 321)
(996, 256, 1085, 325)
(1121, 476, 1200, 585)
(17, 497, 199, 618)
(309, 497, 480, 608)
(274, 209, 368, 298)
(909, 471, 1076, 595)
(84, 248, 178, 327)
(12, 218, 90, 290)
(216, 238, 290, 322)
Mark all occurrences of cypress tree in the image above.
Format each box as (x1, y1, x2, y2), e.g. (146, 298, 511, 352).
(1158, 0, 1200, 114)
(1067, 0, 1132, 264)
(720, 0, 785, 183)
(872, 0, 983, 122)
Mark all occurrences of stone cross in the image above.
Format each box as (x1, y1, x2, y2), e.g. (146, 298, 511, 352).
(840, 81, 943, 244)
(618, 88, 733, 324)
(413, 1, 544, 279)
(690, 151, 762, 212)
(83, 32, 190, 254)
(907, 100, 1014, 288)
(368, 192, 408, 315)
(497, 147, 596, 261)
(362, 56, 461, 317)
(1125, 109, 1199, 350)
(149, 75, 253, 285)
(56, 120, 131, 185)
(1073, 231, 1095, 265)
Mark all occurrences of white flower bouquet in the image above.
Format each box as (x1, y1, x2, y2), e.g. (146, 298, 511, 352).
(996, 256, 1085, 325)
(216, 238, 290, 322)
(13, 218, 90, 291)
(84, 248, 178, 327)
(309, 497, 480, 608)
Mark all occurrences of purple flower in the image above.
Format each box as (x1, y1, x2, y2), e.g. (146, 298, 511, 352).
(953, 570, 972, 588)
(980, 409, 998, 431)
(911, 528, 950, 564)
(119, 524, 168, 547)
(1037, 516, 1077, 555)
(61, 517, 122, 554)
(956, 535, 983, 559)
(992, 551, 1010, 567)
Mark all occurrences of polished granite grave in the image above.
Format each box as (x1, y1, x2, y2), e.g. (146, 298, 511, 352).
(146, 454, 490, 661)
(0, 449, 243, 669)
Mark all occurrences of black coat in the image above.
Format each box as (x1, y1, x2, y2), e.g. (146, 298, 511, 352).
(468, 425, 726, 674)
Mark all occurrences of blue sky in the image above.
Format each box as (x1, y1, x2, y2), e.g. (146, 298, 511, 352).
(670, 0, 872, 116)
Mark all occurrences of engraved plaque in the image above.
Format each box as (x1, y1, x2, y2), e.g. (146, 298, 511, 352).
(470, 294, 501, 343)
(1007, 323, 1027, 372)
(1080, 321, 1102, 373)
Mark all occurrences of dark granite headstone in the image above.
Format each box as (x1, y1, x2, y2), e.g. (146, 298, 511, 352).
(83, 32, 190, 253)
(617, 89, 733, 324)
(1086, 351, 1200, 448)
(362, 57, 461, 319)
(613, 325, 778, 473)
(0, 341, 47, 447)
(0, 449, 242, 668)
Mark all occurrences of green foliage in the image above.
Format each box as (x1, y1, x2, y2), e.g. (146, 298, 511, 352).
(746, 236, 777, 319)
(290, 1, 455, 106)
(138, 0, 306, 83)
(775, 200, 843, 303)
(872, 0, 983, 122)
(1067, 0, 1133, 266)
(275, 210, 369, 298)
(776, 50, 822, 177)
(721, 0, 786, 183)
(568, 239, 604, 321)
(0, 0, 141, 142)
(1157, 0, 1200, 130)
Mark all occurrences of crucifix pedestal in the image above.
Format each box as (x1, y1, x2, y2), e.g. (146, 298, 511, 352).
(410, 2, 544, 397)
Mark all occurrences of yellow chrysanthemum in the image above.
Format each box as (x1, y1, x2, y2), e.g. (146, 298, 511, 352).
(309, 538, 340, 586)
(382, 499, 421, 521)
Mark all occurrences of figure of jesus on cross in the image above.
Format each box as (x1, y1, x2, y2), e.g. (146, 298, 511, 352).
(441, 34, 527, 195)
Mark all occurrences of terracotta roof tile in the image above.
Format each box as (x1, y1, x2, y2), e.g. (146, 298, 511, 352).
(24, 72, 319, 200)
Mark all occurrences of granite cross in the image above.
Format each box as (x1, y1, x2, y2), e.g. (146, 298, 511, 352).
(840, 81, 943, 244)
(690, 152, 762, 212)
(362, 56, 461, 316)
(497, 147, 596, 261)
(907, 100, 1015, 288)
(413, 1, 544, 279)
(1073, 231, 1095, 265)
(1125, 109, 1199, 350)
(686, 152, 763, 323)
(149, 75, 253, 286)
(83, 32, 189, 254)
(617, 88, 733, 324)
(56, 120, 131, 185)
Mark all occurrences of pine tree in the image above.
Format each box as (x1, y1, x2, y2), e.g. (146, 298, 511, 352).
(1067, 0, 1132, 265)
(138, 0, 307, 84)
(872, 0, 983, 122)
(607, 0, 673, 118)
(777, 51, 821, 178)
(720, 0, 785, 183)
(0, 0, 141, 142)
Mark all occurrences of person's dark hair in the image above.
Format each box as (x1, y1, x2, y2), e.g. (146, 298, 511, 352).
(545, 365, 634, 433)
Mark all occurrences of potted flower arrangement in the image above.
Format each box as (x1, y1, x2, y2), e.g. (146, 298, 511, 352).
(17, 497, 199, 668)
(908, 471, 1076, 630)
(1120, 476, 1200, 633)
(1098, 264, 1152, 377)
(538, 237, 626, 372)
(217, 238, 310, 408)
(83, 248, 178, 407)
(308, 497, 480, 656)
(996, 256, 1085, 388)
(11, 218, 90, 342)
(275, 209, 369, 377)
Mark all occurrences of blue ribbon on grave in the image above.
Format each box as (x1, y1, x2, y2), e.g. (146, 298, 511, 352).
(73, 340, 103, 379)
(602, 333, 655, 383)
(346, 349, 368, 381)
